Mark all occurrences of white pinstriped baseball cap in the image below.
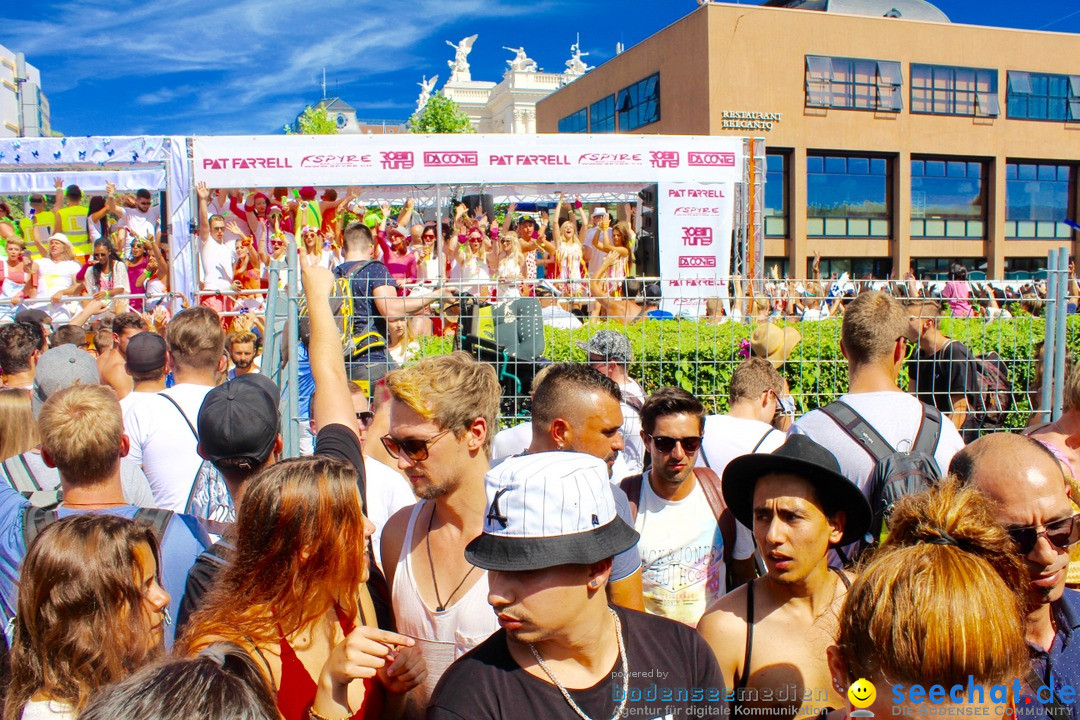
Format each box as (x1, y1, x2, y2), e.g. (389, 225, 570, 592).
(465, 452, 639, 572)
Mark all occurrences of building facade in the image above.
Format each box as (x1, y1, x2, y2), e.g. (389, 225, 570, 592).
(292, 98, 406, 135)
(0, 45, 50, 138)
(536, 1, 1080, 279)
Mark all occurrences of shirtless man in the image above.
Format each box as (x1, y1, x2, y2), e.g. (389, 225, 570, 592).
(698, 434, 872, 719)
(588, 269, 644, 324)
(97, 312, 148, 400)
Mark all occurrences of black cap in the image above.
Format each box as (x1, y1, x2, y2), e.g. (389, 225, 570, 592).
(14, 308, 51, 327)
(197, 374, 281, 468)
(722, 434, 872, 546)
(125, 332, 166, 373)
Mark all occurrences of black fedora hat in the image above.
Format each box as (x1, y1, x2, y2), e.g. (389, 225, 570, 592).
(722, 434, 872, 546)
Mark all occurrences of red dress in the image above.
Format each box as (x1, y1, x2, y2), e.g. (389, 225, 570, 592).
(275, 606, 385, 720)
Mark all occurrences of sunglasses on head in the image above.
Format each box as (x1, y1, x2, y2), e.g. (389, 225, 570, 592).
(380, 429, 451, 462)
(1006, 514, 1080, 555)
(647, 435, 703, 454)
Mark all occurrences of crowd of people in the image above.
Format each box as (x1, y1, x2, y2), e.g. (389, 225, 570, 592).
(0, 185, 1078, 720)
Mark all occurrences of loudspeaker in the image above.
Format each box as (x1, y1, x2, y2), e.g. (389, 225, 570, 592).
(635, 231, 659, 278)
(461, 193, 495, 220)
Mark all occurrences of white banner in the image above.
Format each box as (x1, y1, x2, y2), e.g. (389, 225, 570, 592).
(657, 182, 734, 317)
(190, 134, 745, 187)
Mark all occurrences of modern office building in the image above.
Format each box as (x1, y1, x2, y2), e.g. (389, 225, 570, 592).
(536, 0, 1080, 279)
(0, 45, 50, 138)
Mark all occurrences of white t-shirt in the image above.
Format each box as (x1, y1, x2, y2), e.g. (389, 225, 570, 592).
(791, 391, 965, 494)
(123, 384, 215, 512)
(635, 470, 725, 627)
(619, 378, 646, 477)
(541, 304, 583, 329)
(199, 238, 237, 292)
(698, 415, 786, 473)
(34, 258, 80, 298)
(364, 456, 415, 571)
(117, 204, 161, 247)
(585, 225, 606, 277)
(697, 414, 786, 562)
(491, 421, 533, 461)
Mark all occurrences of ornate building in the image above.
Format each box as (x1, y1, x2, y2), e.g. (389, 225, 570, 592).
(423, 37, 593, 134)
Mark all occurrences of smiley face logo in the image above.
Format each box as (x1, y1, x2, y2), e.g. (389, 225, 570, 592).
(848, 678, 877, 709)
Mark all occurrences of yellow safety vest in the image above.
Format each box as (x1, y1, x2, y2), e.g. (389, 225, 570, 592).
(56, 205, 91, 258)
(19, 212, 55, 259)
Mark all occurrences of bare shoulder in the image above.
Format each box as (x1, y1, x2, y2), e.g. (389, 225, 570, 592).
(380, 501, 421, 585)
(698, 583, 751, 646)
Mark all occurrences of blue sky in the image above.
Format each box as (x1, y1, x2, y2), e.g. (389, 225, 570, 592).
(2, 0, 1078, 137)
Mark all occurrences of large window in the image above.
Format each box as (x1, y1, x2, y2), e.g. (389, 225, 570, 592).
(806, 154, 891, 237)
(911, 159, 986, 238)
(557, 108, 588, 133)
(913, 257, 985, 280)
(1007, 72, 1080, 121)
(765, 152, 788, 237)
(910, 64, 999, 117)
(805, 56, 903, 112)
(590, 96, 616, 133)
(1005, 162, 1075, 239)
(616, 73, 660, 131)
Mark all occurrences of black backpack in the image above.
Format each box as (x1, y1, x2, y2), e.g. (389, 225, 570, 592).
(820, 400, 943, 564)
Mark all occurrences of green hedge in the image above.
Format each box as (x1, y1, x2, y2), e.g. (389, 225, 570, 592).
(418, 315, 1077, 429)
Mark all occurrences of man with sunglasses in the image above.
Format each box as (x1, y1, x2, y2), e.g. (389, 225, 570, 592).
(195, 182, 239, 317)
(953, 432, 1080, 717)
(620, 386, 749, 626)
(379, 352, 503, 719)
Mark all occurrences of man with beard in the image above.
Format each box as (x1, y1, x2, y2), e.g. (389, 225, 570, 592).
(379, 352, 503, 719)
(523, 362, 644, 610)
(697, 435, 872, 719)
(225, 330, 257, 378)
(428, 452, 724, 720)
(621, 386, 749, 626)
(952, 433, 1080, 718)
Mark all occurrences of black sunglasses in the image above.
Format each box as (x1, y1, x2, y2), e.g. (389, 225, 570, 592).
(1007, 514, 1080, 555)
(380, 429, 450, 462)
(356, 411, 375, 428)
(647, 435, 703, 454)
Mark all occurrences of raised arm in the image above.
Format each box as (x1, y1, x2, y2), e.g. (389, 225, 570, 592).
(501, 202, 516, 235)
(300, 248, 361, 440)
(52, 177, 63, 213)
(196, 181, 211, 243)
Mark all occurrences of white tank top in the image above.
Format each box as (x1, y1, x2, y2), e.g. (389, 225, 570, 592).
(393, 501, 498, 719)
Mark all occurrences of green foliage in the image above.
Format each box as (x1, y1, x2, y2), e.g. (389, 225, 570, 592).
(286, 106, 339, 135)
(417, 316, 1066, 428)
(408, 93, 475, 134)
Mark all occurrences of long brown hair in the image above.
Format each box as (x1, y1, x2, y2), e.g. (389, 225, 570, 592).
(4, 514, 164, 720)
(178, 456, 368, 655)
(0, 388, 37, 461)
(836, 478, 1028, 688)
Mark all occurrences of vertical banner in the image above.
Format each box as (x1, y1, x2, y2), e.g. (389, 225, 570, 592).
(657, 182, 735, 317)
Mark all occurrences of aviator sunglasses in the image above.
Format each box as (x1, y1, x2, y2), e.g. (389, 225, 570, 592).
(1006, 513, 1080, 555)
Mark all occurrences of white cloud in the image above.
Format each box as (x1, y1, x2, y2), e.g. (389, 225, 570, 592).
(2, 0, 562, 134)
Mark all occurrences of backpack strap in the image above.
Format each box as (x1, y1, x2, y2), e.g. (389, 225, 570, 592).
(623, 394, 644, 414)
(157, 393, 198, 440)
(695, 467, 736, 565)
(751, 428, 777, 454)
(2, 455, 43, 494)
(134, 507, 174, 543)
(819, 400, 895, 463)
(618, 473, 644, 521)
(22, 507, 59, 549)
(911, 404, 944, 474)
